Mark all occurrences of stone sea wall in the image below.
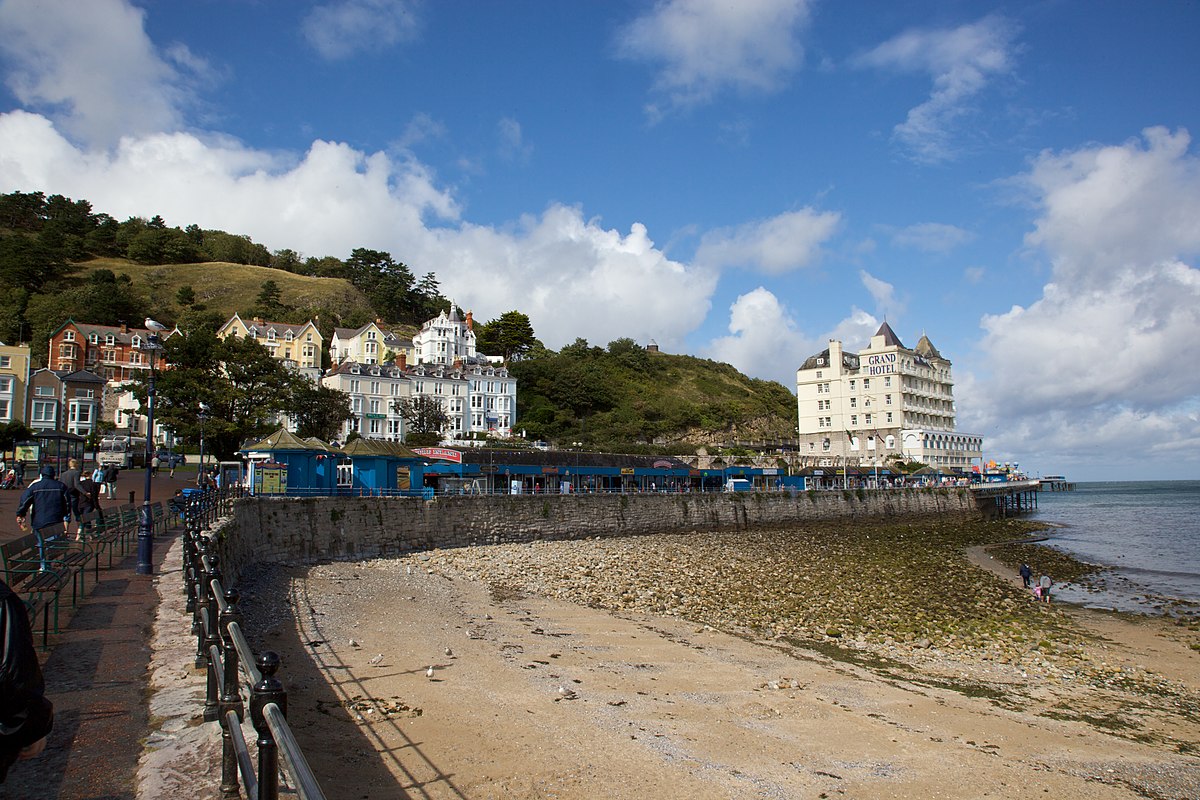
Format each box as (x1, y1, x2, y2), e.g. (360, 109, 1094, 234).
(212, 488, 978, 585)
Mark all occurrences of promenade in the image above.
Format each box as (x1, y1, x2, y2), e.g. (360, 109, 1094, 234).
(1, 468, 191, 800)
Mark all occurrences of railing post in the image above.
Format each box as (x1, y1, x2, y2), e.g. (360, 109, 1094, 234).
(194, 536, 212, 669)
(203, 556, 223, 722)
(219, 587, 246, 799)
(251, 651, 286, 800)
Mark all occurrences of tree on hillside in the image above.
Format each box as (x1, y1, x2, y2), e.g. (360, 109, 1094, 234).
(176, 284, 197, 308)
(254, 280, 290, 319)
(476, 311, 538, 362)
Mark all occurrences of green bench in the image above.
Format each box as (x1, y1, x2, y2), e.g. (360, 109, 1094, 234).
(1, 532, 79, 647)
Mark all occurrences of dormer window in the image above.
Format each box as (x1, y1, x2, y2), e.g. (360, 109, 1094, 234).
(267, 329, 276, 341)
(249, 329, 258, 339)
(350, 365, 360, 375)
(89, 333, 99, 344)
(131, 335, 142, 348)
(285, 331, 294, 342)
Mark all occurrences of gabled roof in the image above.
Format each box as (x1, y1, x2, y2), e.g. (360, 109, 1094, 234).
(243, 428, 334, 452)
(875, 321, 904, 348)
(337, 438, 420, 459)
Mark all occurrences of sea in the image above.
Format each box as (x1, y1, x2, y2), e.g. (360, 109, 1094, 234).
(1030, 480, 1200, 615)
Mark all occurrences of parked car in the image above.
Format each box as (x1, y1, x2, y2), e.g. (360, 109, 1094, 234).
(155, 450, 187, 467)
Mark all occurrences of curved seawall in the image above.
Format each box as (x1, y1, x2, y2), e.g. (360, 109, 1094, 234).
(212, 488, 978, 584)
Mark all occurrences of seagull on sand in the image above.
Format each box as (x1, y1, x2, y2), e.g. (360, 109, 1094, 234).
(426, 666, 435, 679)
(368, 653, 384, 666)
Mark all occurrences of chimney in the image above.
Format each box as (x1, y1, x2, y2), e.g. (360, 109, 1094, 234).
(395, 352, 407, 369)
(465, 311, 473, 330)
(453, 357, 463, 371)
(120, 323, 129, 334)
(254, 316, 265, 326)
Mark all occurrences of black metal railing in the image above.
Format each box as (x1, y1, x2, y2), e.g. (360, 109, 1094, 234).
(182, 487, 327, 800)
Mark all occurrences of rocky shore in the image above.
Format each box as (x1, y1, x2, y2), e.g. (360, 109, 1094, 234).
(238, 516, 1200, 799)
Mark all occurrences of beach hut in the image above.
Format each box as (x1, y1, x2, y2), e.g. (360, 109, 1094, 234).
(241, 428, 340, 495)
(336, 438, 430, 496)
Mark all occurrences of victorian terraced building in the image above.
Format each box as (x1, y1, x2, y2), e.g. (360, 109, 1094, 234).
(795, 322, 982, 474)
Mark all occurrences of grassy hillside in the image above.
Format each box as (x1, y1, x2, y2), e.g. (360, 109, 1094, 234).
(511, 341, 797, 451)
(77, 257, 377, 328)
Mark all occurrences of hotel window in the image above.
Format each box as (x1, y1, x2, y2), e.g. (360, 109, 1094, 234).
(848, 379, 854, 390)
(884, 377, 891, 387)
(886, 412, 893, 423)
(370, 381, 380, 394)
(850, 415, 857, 425)
(849, 397, 856, 408)
(350, 379, 360, 392)
(863, 379, 870, 389)
(865, 414, 872, 424)
(369, 399, 380, 414)
(885, 394, 892, 405)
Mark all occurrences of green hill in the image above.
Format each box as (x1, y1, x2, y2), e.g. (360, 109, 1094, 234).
(77, 257, 377, 328)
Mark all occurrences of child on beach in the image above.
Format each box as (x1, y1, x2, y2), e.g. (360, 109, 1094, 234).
(1039, 574, 1053, 603)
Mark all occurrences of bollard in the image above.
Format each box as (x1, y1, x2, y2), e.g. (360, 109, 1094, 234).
(219, 587, 247, 799)
(129, 489, 135, 505)
(250, 651, 286, 800)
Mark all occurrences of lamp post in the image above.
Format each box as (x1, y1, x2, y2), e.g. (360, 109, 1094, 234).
(198, 402, 209, 487)
(137, 320, 166, 575)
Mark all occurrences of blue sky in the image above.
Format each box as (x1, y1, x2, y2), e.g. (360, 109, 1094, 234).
(1, 0, 1198, 481)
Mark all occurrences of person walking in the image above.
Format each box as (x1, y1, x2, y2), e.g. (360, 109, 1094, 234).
(15, 466, 70, 570)
(77, 472, 104, 540)
(13, 460, 25, 488)
(102, 463, 119, 500)
(1019, 563, 1032, 588)
(58, 458, 85, 537)
(0, 578, 54, 782)
(1039, 574, 1053, 604)
(150, 455, 160, 477)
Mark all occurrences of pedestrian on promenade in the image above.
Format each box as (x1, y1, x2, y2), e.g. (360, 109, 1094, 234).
(1019, 563, 1032, 588)
(151, 455, 160, 477)
(102, 463, 119, 499)
(13, 460, 24, 488)
(77, 472, 104, 540)
(0, 578, 54, 782)
(15, 466, 69, 571)
(59, 458, 85, 536)
(1039, 574, 1053, 604)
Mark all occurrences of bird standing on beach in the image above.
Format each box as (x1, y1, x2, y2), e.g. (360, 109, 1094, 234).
(368, 653, 383, 666)
(426, 665, 435, 679)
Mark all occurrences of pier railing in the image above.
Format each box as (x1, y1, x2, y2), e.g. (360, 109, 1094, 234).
(182, 487, 327, 800)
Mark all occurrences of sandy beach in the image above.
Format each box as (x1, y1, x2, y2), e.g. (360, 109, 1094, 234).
(237, 519, 1200, 799)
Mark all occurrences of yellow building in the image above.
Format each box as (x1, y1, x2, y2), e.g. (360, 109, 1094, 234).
(216, 314, 323, 381)
(0, 342, 32, 424)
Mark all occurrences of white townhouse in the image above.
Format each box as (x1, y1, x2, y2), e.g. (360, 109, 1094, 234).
(796, 322, 982, 473)
(321, 359, 413, 442)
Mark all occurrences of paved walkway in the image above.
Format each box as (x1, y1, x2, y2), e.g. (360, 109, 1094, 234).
(2, 469, 194, 800)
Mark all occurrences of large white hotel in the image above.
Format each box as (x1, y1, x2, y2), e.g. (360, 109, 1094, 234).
(795, 322, 982, 473)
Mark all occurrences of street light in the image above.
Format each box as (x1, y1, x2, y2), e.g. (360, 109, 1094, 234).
(198, 402, 209, 487)
(136, 320, 166, 575)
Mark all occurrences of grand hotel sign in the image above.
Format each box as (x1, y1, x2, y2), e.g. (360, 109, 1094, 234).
(865, 353, 896, 376)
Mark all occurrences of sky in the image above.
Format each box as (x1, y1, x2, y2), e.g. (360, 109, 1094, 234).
(0, 0, 1198, 482)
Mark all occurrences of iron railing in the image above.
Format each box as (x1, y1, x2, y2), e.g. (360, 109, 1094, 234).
(182, 486, 327, 800)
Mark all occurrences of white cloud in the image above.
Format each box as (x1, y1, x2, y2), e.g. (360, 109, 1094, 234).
(1022, 127, 1200, 284)
(859, 270, 903, 319)
(855, 15, 1018, 164)
(960, 128, 1200, 476)
(0, 0, 195, 148)
(0, 109, 715, 354)
(616, 0, 812, 115)
(703, 287, 813, 386)
(694, 207, 840, 274)
(497, 117, 532, 163)
(891, 221, 973, 253)
(301, 0, 420, 61)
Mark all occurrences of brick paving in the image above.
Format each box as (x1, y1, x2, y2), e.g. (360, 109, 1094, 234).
(2, 468, 196, 800)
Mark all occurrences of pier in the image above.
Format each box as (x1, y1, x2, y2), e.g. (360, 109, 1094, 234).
(1038, 475, 1075, 491)
(969, 480, 1040, 518)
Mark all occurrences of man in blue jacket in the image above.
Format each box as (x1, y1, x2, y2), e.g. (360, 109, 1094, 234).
(15, 466, 70, 570)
